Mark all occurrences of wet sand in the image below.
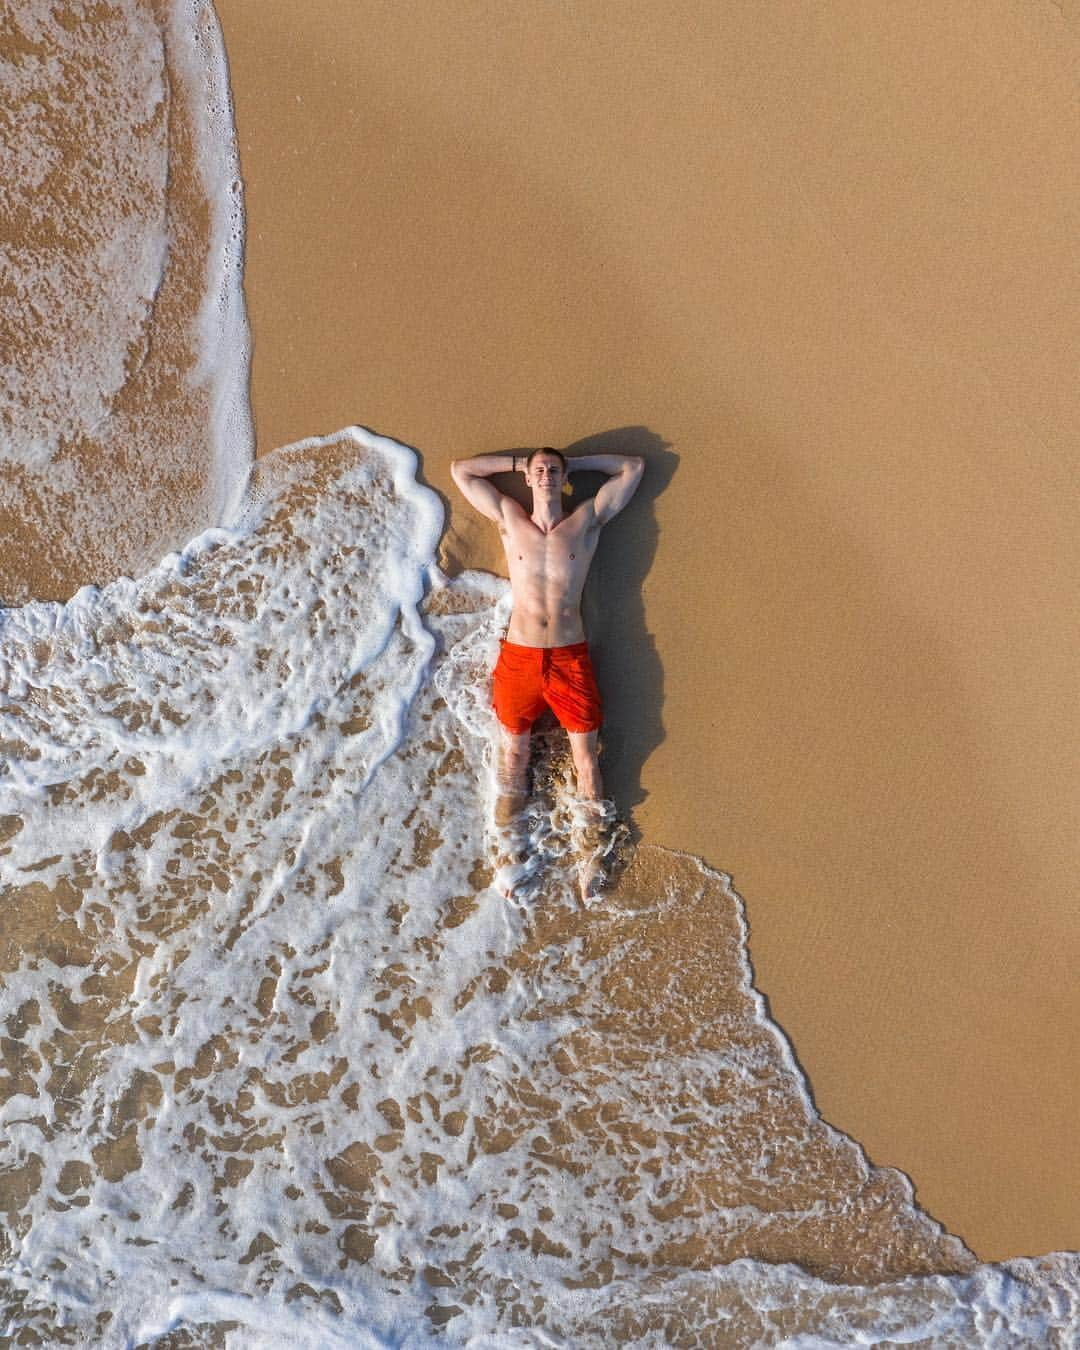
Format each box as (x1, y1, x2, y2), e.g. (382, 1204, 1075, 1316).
(0, 0, 248, 604)
(214, 0, 1079, 1260)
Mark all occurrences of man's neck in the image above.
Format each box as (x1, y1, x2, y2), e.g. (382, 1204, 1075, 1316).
(530, 491, 563, 532)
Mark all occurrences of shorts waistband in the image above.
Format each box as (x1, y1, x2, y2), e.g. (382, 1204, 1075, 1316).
(499, 639, 589, 655)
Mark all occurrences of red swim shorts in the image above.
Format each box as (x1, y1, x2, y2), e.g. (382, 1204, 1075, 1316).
(492, 640, 603, 734)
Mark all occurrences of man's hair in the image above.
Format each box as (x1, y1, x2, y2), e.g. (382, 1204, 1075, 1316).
(526, 446, 567, 471)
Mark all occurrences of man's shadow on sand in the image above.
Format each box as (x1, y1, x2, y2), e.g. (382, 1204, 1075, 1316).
(488, 427, 677, 837)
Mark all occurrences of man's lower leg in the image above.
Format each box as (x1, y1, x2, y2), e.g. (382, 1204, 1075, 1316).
(568, 731, 603, 801)
(495, 729, 531, 823)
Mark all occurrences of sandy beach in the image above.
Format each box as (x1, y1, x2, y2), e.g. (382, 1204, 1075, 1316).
(212, 0, 1079, 1262)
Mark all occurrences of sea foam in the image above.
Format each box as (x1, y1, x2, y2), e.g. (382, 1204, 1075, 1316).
(1, 429, 1076, 1347)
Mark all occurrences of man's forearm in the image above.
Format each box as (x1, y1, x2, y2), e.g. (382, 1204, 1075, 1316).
(570, 453, 642, 475)
(451, 453, 521, 479)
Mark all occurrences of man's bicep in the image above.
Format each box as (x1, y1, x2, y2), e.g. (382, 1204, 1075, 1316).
(593, 463, 644, 524)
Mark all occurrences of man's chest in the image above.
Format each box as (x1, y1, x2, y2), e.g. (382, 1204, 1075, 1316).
(501, 519, 598, 577)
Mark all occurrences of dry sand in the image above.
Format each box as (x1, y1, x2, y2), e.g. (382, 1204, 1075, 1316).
(214, 0, 1079, 1261)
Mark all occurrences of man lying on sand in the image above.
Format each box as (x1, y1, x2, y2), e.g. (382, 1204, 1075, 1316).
(450, 446, 644, 899)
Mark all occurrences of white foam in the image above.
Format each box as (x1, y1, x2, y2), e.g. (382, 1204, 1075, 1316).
(0, 430, 1077, 1347)
(166, 0, 255, 528)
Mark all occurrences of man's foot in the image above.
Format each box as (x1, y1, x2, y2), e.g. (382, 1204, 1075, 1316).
(494, 858, 533, 902)
(578, 853, 608, 905)
(491, 797, 539, 903)
(568, 795, 618, 908)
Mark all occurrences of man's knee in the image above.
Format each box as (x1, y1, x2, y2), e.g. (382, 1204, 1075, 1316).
(500, 735, 530, 772)
(496, 730, 531, 786)
(571, 742, 599, 773)
(568, 729, 599, 759)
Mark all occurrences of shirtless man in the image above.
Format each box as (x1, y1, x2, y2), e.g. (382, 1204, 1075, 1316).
(450, 447, 644, 840)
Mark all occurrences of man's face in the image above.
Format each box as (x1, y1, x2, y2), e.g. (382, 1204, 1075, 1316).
(525, 454, 566, 494)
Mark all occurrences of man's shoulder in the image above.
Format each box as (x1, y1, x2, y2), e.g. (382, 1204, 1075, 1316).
(497, 495, 530, 528)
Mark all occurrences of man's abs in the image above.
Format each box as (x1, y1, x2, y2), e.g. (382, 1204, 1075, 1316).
(505, 603, 586, 647)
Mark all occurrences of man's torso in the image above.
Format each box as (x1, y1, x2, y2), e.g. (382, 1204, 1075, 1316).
(499, 503, 600, 646)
